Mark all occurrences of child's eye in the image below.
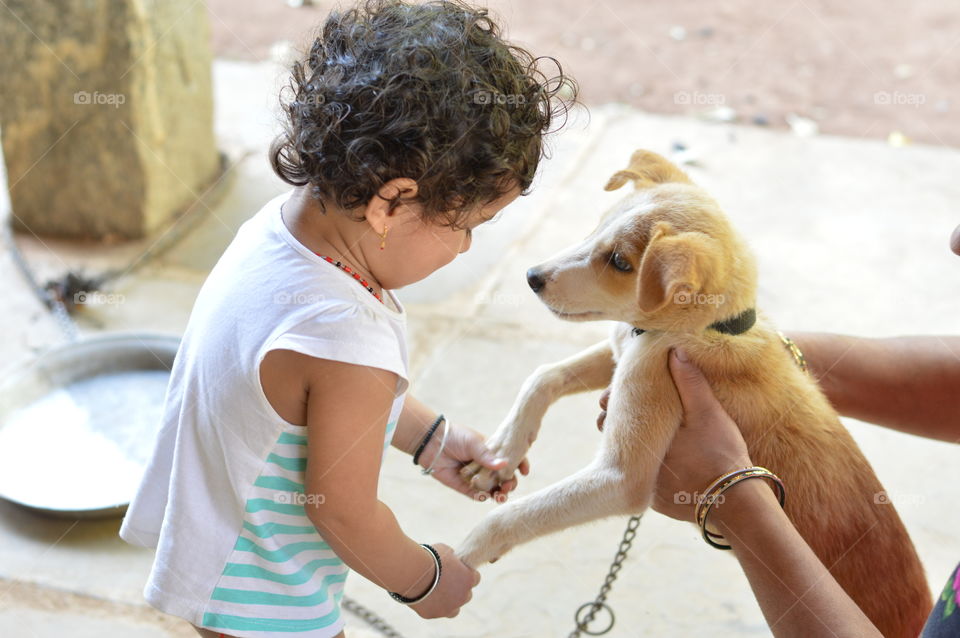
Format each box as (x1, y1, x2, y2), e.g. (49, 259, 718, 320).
(610, 252, 632, 272)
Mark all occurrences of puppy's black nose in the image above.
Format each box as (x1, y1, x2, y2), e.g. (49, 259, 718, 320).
(526, 268, 545, 293)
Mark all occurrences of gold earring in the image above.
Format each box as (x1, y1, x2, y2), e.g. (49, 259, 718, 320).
(380, 225, 389, 250)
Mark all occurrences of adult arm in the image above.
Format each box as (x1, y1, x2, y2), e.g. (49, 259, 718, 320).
(654, 349, 883, 638)
(710, 480, 883, 638)
(788, 333, 960, 442)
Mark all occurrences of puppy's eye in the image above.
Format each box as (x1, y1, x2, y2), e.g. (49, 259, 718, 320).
(610, 252, 632, 272)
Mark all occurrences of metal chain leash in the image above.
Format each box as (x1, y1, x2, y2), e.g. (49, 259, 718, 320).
(341, 596, 408, 638)
(2, 222, 85, 342)
(568, 514, 643, 637)
(1, 151, 239, 346)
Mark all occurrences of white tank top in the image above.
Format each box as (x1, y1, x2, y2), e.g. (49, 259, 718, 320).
(120, 190, 408, 637)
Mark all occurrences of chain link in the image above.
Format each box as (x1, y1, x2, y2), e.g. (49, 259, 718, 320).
(341, 596, 407, 638)
(568, 514, 643, 637)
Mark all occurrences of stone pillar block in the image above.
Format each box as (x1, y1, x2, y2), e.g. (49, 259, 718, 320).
(0, 0, 220, 240)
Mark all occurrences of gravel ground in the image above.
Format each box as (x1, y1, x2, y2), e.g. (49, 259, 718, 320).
(207, 0, 960, 147)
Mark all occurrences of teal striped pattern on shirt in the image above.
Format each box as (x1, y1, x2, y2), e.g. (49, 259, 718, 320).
(201, 420, 397, 636)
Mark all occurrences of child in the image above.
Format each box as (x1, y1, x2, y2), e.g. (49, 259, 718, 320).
(119, 1, 576, 637)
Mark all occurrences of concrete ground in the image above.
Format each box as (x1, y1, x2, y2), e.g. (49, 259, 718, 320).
(0, 57, 958, 638)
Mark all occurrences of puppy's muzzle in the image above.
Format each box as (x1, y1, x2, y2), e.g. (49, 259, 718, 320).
(526, 268, 546, 293)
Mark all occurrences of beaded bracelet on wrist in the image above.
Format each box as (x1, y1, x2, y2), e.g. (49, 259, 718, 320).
(412, 414, 445, 466)
(420, 417, 450, 475)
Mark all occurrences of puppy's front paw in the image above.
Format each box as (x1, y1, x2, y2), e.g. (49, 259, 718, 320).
(457, 517, 515, 568)
(459, 461, 512, 493)
(459, 431, 529, 493)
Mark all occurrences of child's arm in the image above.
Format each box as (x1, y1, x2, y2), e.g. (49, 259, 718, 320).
(300, 355, 479, 618)
(391, 394, 443, 455)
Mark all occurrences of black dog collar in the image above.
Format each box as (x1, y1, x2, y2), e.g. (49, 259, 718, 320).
(632, 307, 757, 338)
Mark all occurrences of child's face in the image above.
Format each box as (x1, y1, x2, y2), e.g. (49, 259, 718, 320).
(374, 186, 522, 289)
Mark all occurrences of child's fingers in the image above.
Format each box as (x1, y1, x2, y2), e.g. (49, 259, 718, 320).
(518, 458, 530, 475)
(497, 477, 518, 494)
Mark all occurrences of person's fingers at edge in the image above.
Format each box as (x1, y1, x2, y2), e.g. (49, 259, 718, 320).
(599, 388, 610, 410)
(668, 347, 723, 419)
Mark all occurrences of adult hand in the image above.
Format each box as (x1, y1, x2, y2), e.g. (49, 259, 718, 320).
(596, 348, 752, 522)
(653, 348, 753, 522)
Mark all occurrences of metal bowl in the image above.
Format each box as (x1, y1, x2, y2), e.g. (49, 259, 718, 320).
(0, 332, 180, 519)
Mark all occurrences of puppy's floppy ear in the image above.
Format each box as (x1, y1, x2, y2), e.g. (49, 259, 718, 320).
(604, 149, 692, 192)
(637, 222, 725, 313)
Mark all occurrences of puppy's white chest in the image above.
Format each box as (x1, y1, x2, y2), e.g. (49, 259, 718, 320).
(609, 322, 650, 363)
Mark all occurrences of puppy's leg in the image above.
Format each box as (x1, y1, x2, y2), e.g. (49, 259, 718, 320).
(457, 461, 637, 567)
(457, 347, 681, 567)
(460, 340, 615, 492)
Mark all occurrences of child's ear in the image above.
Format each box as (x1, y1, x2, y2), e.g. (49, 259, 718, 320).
(637, 222, 725, 313)
(364, 177, 419, 232)
(604, 149, 692, 192)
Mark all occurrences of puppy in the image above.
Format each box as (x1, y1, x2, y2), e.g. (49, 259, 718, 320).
(456, 150, 931, 637)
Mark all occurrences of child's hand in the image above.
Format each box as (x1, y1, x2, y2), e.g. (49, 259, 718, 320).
(418, 423, 530, 503)
(410, 543, 480, 619)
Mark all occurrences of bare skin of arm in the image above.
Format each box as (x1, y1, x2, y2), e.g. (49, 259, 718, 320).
(709, 480, 883, 638)
(294, 353, 479, 619)
(788, 333, 960, 443)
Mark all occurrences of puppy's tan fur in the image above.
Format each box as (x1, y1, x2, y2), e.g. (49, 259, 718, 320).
(456, 150, 931, 637)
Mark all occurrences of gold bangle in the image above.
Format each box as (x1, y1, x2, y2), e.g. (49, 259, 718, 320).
(777, 331, 809, 373)
(697, 466, 786, 550)
(694, 467, 751, 527)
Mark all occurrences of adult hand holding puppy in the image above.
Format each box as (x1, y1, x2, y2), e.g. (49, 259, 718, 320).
(598, 348, 752, 523)
(597, 347, 887, 637)
(655, 348, 755, 522)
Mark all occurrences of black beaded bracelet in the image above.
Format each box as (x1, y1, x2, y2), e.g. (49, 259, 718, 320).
(388, 543, 442, 605)
(412, 414, 445, 466)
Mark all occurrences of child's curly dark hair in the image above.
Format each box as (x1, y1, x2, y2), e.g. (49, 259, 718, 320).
(270, 0, 578, 228)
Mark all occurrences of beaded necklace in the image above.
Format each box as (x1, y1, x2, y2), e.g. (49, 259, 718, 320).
(316, 254, 383, 304)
